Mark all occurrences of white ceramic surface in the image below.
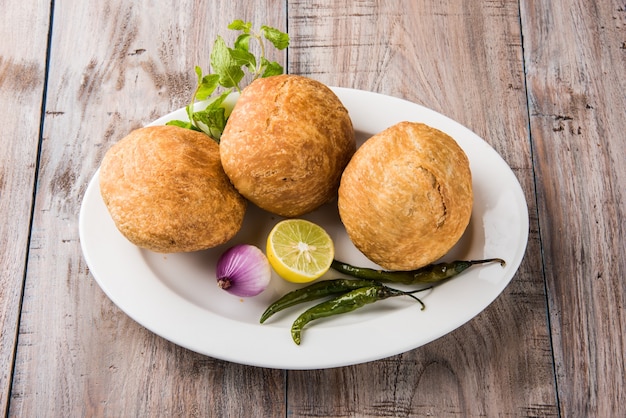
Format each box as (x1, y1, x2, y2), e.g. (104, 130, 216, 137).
(79, 88, 529, 370)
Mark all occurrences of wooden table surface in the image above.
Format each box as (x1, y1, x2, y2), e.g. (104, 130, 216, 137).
(2, 0, 624, 416)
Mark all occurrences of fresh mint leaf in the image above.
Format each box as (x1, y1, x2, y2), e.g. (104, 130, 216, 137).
(234, 33, 251, 52)
(211, 36, 245, 89)
(206, 89, 231, 109)
(195, 73, 221, 101)
(165, 119, 201, 132)
(191, 90, 232, 141)
(193, 107, 227, 140)
(229, 47, 256, 72)
(261, 58, 284, 78)
(228, 20, 252, 33)
(261, 25, 290, 50)
(194, 66, 203, 83)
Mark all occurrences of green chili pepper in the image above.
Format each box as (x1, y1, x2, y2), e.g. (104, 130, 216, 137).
(290, 284, 429, 345)
(331, 258, 506, 285)
(260, 278, 380, 323)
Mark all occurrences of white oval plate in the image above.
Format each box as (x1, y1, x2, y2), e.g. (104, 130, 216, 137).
(79, 88, 528, 370)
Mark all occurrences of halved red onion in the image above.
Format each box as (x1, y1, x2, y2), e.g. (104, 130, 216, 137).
(216, 244, 271, 297)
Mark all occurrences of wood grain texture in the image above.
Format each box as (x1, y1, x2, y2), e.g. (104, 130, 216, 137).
(0, 1, 51, 414)
(521, 0, 626, 415)
(4, 0, 625, 416)
(8, 1, 287, 416)
(287, 0, 557, 416)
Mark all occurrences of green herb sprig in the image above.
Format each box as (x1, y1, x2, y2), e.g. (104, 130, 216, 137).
(167, 20, 289, 141)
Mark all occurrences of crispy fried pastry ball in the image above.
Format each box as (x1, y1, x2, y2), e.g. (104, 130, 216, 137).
(99, 125, 246, 252)
(338, 122, 473, 270)
(220, 75, 356, 217)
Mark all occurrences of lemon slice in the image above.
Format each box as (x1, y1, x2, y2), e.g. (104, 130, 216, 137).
(266, 219, 335, 283)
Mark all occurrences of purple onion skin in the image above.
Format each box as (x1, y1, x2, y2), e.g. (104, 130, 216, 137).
(216, 244, 271, 297)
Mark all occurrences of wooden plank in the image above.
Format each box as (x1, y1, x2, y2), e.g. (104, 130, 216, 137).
(286, 1, 557, 415)
(9, 1, 287, 416)
(521, 0, 626, 415)
(0, 1, 51, 414)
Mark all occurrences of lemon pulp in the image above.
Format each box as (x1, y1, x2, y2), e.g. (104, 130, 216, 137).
(266, 219, 335, 283)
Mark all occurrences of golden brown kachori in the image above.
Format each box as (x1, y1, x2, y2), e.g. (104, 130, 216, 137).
(99, 125, 246, 252)
(338, 121, 473, 270)
(219, 74, 355, 217)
